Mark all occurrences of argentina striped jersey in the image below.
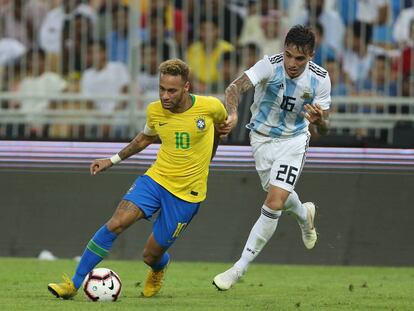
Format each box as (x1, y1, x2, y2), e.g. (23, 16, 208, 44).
(245, 53, 331, 138)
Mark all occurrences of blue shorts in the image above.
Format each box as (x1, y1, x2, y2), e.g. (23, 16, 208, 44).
(122, 175, 201, 249)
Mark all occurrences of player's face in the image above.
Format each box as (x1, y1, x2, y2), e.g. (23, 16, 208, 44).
(159, 74, 190, 111)
(284, 44, 314, 78)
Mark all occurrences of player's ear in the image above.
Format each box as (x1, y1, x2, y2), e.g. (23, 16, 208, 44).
(308, 50, 315, 60)
(184, 81, 190, 92)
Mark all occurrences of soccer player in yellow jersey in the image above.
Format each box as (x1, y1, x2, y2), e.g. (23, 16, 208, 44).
(48, 59, 227, 299)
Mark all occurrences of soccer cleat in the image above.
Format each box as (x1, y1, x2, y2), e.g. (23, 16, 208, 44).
(212, 266, 243, 291)
(300, 202, 317, 249)
(141, 267, 167, 298)
(48, 274, 78, 299)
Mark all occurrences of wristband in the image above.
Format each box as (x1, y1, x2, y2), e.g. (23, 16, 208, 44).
(110, 154, 122, 165)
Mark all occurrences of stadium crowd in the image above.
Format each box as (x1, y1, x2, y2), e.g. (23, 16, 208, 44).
(0, 0, 413, 143)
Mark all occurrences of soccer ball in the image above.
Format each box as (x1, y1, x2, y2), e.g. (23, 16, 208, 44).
(83, 268, 122, 302)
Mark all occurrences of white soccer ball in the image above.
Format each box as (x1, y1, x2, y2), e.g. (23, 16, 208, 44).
(83, 268, 122, 302)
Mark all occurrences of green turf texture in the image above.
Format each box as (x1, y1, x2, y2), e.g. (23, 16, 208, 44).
(0, 258, 413, 311)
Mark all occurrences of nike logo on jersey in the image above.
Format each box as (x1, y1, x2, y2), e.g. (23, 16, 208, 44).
(159, 122, 168, 126)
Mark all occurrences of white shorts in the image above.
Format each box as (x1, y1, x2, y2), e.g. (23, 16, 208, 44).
(250, 131, 310, 192)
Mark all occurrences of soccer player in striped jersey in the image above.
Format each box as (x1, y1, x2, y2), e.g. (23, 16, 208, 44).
(213, 25, 331, 290)
(48, 59, 227, 299)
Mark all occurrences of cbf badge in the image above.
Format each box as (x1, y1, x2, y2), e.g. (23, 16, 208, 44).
(195, 116, 206, 130)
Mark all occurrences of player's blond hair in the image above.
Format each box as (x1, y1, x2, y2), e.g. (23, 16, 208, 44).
(159, 59, 190, 82)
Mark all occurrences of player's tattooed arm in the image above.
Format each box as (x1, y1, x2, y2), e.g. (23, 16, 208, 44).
(118, 132, 158, 160)
(225, 73, 254, 116)
(217, 73, 254, 136)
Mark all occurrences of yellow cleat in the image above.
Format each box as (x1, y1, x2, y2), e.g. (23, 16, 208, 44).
(48, 274, 78, 300)
(141, 267, 167, 298)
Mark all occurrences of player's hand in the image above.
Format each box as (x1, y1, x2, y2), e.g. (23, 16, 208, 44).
(216, 113, 238, 136)
(303, 103, 324, 125)
(90, 158, 112, 175)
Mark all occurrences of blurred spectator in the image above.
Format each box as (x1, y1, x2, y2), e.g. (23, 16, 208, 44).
(136, 40, 169, 107)
(238, 1, 266, 47)
(81, 41, 130, 138)
(139, 0, 186, 58)
(95, 0, 123, 41)
(358, 54, 397, 96)
(393, 6, 414, 46)
(400, 19, 414, 76)
(106, 5, 136, 64)
(141, 9, 177, 60)
(219, 51, 239, 93)
(0, 0, 48, 49)
(238, 42, 262, 74)
(313, 22, 336, 66)
(0, 38, 26, 66)
(39, 0, 96, 54)
(355, 0, 394, 48)
(295, 0, 345, 54)
(17, 48, 68, 137)
(201, 0, 244, 46)
(324, 57, 349, 97)
(62, 14, 93, 76)
(336, 0, 357, 26)
(187, 16, 234, 93)
(342, 21, 375, 88)
(356, 0, 388, 25)
(238, 1, 288, 56)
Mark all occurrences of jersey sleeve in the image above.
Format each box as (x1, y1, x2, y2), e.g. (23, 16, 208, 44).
(210, 97, 228, 124)
(143, 104, 157, 136)
(244, 55, 275, 86)
(313, 73, 332, 110)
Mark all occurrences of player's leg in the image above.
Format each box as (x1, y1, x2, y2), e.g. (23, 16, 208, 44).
(48, 199, 144, 299)
(213, 185, 289, 291)
(141, 233, 170, 298)
(213, 132, 311, 290)
(71, 200, 145, 288)
(141, 181, 200, 297)
(284, 190, 317, 249)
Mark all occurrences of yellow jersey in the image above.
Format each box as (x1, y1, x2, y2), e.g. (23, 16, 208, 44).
(145, 94, 227, 202)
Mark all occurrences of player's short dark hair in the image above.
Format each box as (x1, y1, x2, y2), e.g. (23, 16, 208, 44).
(284, 25, 315, 54)
(159, 59, 190, 82)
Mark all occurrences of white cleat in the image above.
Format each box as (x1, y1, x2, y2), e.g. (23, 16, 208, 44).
(300, 202, 317, 249)
(213, 266, 243, 291)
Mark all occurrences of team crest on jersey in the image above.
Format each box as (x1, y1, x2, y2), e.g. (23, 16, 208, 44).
(195, 116, 206, 130)
(301, 88, 313, 100)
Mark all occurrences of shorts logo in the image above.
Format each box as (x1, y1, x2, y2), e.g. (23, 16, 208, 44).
(127, 184, 135, 194)
(195, 116, 206, 130)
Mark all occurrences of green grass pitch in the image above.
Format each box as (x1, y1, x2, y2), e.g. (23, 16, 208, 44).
(0, 258, 413, 311)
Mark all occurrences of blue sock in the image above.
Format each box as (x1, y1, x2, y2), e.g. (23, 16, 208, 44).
(72, 225, 117, 289)
(151, 252, 170, 271)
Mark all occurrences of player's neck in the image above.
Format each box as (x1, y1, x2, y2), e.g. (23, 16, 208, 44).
(170, 93, 193, 113)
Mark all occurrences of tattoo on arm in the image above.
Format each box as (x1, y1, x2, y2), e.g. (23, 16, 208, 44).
(118, 132, 157, 160)
(225, 73, 253, 115)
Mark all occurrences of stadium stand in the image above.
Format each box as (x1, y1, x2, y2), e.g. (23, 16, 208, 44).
(0, 0, 413, 147)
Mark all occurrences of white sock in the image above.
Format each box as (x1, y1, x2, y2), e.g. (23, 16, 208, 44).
(283, 191, 307, 224)
(235, 205, 281, 273)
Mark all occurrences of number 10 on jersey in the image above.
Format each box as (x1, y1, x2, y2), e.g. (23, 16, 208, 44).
(175, 132, 190, 149)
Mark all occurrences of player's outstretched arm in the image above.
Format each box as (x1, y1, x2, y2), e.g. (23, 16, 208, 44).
(90, 132, 158, 176)
(218, 73, 254, 136)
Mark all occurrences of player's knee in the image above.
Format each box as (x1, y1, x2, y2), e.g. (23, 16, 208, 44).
(264, 197, 284, 211)
(106, 217, 126, 234)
